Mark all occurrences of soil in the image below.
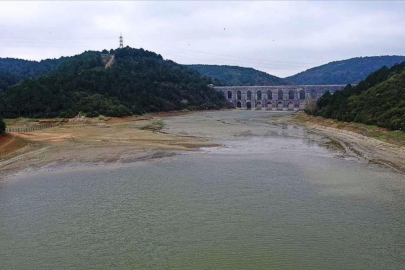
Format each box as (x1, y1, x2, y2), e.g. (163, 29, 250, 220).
(0, 112, 217, 180)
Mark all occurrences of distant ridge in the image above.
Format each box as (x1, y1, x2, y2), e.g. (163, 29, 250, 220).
(286, 56, 405, 85)
(186, 64, 290, 86)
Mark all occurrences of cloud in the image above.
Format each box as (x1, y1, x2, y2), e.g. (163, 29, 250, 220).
(0, 1, 404, 77)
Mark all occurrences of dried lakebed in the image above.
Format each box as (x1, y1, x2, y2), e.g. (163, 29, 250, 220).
(1, 111, 405, 269)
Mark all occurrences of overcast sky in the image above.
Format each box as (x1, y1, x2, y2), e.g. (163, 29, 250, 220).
(1, 1, 405, 77)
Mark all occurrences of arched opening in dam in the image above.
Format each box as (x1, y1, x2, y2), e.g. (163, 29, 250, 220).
(237, 91, 242, 100)
(277, 101, 283, 110)
(227, 91, 232, 99)
(288, 102, 294, 110)
(236, 101, 241, 108)
(247, 91, 252, 101)
(266, 101, 272, 110)
(278, 90, 283, 100)
(256, 101, 262, 110)
(246, 101, 252, 110)
(267, 90, 272, 100)
(289, 90, 294, 100)
(257, 91, 262, 100)
(299, 90, 305, 100)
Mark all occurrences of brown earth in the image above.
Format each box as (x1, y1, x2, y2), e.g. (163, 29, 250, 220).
(104, 55, 115, 68)
(0, 112, 216, 180)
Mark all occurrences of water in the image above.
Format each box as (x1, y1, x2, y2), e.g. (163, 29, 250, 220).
(1, 111, 404, 269)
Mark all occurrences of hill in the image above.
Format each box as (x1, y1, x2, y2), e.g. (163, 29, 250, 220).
(0, 69, 20, 92)
(0, 57, 64, 80)
(186, 65, 289, 86)
(286, 56, 405, 85)
(312, 62, 405, 131)
(0, 47, 227, 118)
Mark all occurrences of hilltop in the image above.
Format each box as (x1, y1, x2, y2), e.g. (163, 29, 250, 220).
(0, 47, 227, 118)
(186, 64, 289, 86)
(286, 56, 405, 85)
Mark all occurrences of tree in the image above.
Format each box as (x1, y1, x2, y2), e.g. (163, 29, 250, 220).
(0, 118, 5, 135)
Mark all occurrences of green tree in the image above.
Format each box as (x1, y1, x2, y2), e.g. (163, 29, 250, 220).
(0, 118, 5, 135)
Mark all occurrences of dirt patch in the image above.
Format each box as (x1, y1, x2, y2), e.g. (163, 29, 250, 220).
(0, 135, 29, 158)
(0, 112, 214, 180)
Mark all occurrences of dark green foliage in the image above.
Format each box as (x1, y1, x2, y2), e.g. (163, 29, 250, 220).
(312, 62, 405, 131)
(0, 118, 5, 135)
(0, 57, 64, 79)
(0, 69, 20, 92)
(286, 56, 405, 85)
(186, 64, 289, 86)
(0, 47, 226, 118)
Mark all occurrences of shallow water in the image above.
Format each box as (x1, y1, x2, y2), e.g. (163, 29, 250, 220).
(1, 111, 404, 269)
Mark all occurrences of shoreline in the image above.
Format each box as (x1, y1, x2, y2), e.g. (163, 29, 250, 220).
(284, 113, 405, 174)
(1, 110, 405, 181)
(0, 111, 219, 181)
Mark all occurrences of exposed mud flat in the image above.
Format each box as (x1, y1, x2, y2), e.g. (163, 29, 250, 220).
(0, 113, 217, 180)
(1, 110, 404, 180)
(284, 113, 405, 174)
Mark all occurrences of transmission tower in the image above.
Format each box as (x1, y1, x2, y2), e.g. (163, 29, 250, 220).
(119, 33, 123, 48)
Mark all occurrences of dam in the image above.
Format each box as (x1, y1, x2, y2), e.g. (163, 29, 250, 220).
(214, 85, 346, 110)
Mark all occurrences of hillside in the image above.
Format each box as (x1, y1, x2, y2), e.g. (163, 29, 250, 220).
(186, 64, 289, 86)
(0, 47, 227, 118)
(312, 62, 405, 131)
(0, 69, 20, 92)
(286, 56, 405, 85)
(0, 57, 64, 79)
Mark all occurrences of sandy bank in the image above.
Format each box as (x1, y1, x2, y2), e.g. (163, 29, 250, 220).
(285, 113, 405, 174)
(0, 112, 217, 180)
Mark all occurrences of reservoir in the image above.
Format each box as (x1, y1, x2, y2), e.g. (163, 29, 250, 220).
(1, 111, 404, 269)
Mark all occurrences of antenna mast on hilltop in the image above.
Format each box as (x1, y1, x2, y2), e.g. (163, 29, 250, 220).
(119, 33, 124, 48)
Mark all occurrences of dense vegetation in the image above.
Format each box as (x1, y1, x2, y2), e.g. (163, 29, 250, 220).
(311, 62, 405, 131)
(0, 47, 227, 118)
(0, 57, 64, 80)
(187, 64, 289, 86)
(286, 56, 405, 85)
(0, 69, 20, 92)
(0, 118, 5, 135)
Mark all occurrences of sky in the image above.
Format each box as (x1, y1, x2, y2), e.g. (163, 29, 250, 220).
(1, 1, 405, 77)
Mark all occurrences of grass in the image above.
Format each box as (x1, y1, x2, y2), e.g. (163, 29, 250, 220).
(292, 113, 405, 147)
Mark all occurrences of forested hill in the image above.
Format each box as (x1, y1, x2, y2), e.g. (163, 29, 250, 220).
(286, 56, 405, 85)
(186, 65, 289, 86)
(311, 62, 405, 131)
(0, 47, 227, 118)
(0, 69, 20, 92)
(0, 57, 64, 80)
